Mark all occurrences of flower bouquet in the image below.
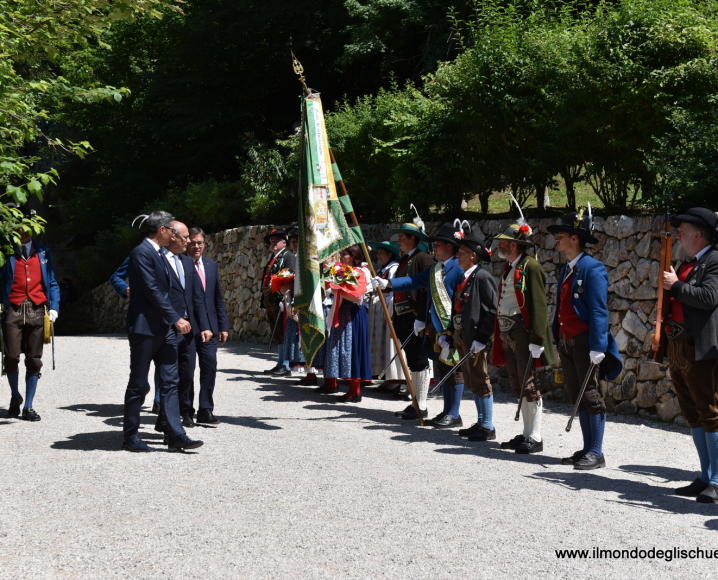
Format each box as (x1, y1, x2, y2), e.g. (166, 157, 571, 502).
(270, 268, 295, 293)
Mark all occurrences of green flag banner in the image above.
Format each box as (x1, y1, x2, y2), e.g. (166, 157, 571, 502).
(294, 91, 364, 365)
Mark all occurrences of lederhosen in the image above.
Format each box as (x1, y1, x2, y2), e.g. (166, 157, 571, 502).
(452, 269, 491, 397)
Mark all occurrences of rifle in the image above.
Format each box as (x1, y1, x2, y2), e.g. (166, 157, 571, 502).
(51, 320, 56, 370)
(514, 356, 535, 421)
(428, 350, 473, 396)
(377, 333, 413, 380)
(650, 219, 673, 361)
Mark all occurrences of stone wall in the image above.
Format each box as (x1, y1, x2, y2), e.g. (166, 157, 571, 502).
(87, 216, 680, 423)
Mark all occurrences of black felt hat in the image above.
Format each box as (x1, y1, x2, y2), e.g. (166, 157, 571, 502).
(670, 207, 718, 231)
(547, 210, 599, 244)
(264, 227, 287, 243)
(458, 231, 492, 262)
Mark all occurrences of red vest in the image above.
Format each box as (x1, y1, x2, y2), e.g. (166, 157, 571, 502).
(9, 254, 47, 306)
(558, 272, 589, 338)
(668, 260, 697, 323)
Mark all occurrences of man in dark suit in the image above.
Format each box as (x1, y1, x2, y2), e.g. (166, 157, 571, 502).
(662, 207, 718, 503)
(183, 227, 229, 426)
(451, 231, 499, 442)
(163, 222, 212, 429)
(123, 211, 203, 452)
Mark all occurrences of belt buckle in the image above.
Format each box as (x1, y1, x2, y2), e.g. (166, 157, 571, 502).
(452, 314, 463, 330)
(498, 315, 517, 333)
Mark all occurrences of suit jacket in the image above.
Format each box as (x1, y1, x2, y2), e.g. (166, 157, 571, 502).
(127, 239, 180, 336)
(1, 241, 61, 311)
(194, 256, 229, 335)
(172, 253, 210, 334)
(109, 256, 129, 298)
(453, 267, 498, 346)
(668, 246, 718, 360)
(391, 256, 464, 332)
(553, 253, 622, 379)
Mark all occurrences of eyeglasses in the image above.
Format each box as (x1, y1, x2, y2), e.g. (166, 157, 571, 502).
(188, 241, 205, 247)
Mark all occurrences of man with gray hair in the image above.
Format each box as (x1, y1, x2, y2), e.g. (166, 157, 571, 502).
(122, 211, 203, 452)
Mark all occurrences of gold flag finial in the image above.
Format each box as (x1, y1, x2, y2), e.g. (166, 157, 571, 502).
(291, 51, 310, 95)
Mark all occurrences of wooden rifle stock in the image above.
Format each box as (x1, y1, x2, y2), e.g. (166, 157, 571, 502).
(650, 227, 673, 360)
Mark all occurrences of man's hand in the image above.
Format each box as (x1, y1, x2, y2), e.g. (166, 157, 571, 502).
(200, 330, 213, 343)
(663, 266, 678, 290)
(48, 309, 59, 323)
(437, 335, 449, 350)
(589, 351, 605, 365)
(528, 343, 544, 359)
(175, 319, 191, 334)
(218, 331, 229, 344)
(372, 277, 389, 290)
(470, 340, 486, 354)
(413, 320, 426, 336)
(124, 287, 131, 297)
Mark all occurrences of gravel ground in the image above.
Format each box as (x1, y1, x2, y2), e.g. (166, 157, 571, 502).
(0, 335, 716, 579)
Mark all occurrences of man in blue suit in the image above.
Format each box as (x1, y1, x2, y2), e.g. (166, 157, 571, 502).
(162, 222, 212, 430)
(185, 227, 229, 426)
(123, 211, 203, 452)
(376, 223, 466, 428)
(549, 210, 622, 470)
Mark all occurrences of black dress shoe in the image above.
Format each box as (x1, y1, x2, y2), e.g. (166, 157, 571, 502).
(151, 402, 160, 414)
(561, 450, 586, 465)
(515, 437, 543, 454)
(196, 410, 220, 425)
(122, 436, 151, 452)
(573, 451, 605, 470)
(674, 478, 709, 497)
(500, 434, 527, 450)
(432, 414, 463, 429)
(272, 367, 291, 377)
(8, 395, 22, 418)
(337, 394, 362, 403)
(181, 414, 196, 428)
(154, 416, 168, 433)
(394, 385, 411, 400)
(263, 365, 282, 374)
(429, 412, 447, 425)
(696, 483, 718, 503)
(458, 423, 482, 437)
(167, 434, 204, 452)
(21, 408, 41, 422)
(394, 405, 428, 420)
(468, 427, 496, 442)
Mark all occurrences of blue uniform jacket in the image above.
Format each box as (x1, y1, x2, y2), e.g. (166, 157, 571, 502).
(391, 256, 464, 331)
(1, 242, 61, 312)
(553, 253, 622, 380)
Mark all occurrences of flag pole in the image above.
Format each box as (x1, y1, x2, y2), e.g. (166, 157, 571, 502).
(329, 149, 425, 426)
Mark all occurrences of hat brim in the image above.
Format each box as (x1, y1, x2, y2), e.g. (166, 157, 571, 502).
(546, 225, 598, 244)
(670, 213, 707, 228)
(458, 240, 491, 262)
(390, 226, 430, 241)
(429, 235, 460, 247)
(493, 232, 534, 245)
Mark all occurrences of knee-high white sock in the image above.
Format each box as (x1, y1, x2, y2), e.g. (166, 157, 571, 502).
(529, 398, 543, 443)
(521, 399, 531, 438)
(412, 369, 430, 411)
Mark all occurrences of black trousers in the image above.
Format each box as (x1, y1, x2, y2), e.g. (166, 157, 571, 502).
(393, 313, 429, 372)
(124, 328, 185, 441)
(179, 333, 218, 415)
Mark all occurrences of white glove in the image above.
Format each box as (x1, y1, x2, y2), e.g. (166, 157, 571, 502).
(440, 344, 450, 362)
(528, 343, 544, 359)
(438, 335, 449, 349)
(589, 351, 605, 365)
(49, 309, 58, 323)
(278, 301, 285, 312)
(372, 277, 389, 290)
(470, 340, 486, 354)
(413, 320, 426, 336)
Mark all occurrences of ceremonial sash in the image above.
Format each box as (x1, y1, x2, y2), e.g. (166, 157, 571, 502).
(429, 263, 460, 365)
